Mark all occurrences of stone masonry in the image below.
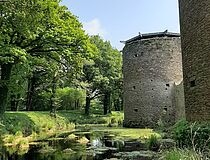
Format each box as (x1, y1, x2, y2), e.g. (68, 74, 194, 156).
(179, 0, 210, 121)
(123, 32, 185, 128)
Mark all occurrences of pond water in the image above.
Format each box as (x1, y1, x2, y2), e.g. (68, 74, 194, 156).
(0, 128, 128, 160)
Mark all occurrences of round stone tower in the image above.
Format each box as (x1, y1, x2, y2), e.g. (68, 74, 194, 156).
(179, 0, 210, 121)
(123, 31, 184, 128)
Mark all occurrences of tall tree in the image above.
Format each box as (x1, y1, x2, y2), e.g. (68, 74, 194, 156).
(81, 59, 102, 115)
(8, 62, 29, 111)
(0, 0, 90, 115)
(89, 35, 122, 115)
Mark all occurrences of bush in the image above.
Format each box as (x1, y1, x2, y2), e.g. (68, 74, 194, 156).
(161, 149, 203, 160)
(173, 120, 210, 150)
(172, 120, 190, 147)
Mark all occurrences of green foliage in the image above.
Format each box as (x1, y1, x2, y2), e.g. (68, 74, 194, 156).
(0, 112, 75, 138)
(89, 35, 122, 100)
(0, 46, 26, 64)
(0, 0, 89, 66)
(0, 0, 123, 116)
(81, 35, 122, 115)
(32, 87, 86, 111)
(0, 111, 123, 139)
(172, 120, 190, 147)
(0, 0, 93, 114)
(32, 91, 52, 111)
(56, 87, 85, 110)
(161, 149, 203, 160)
(57, 110, 124, 126)
(173, 120, 210, 150)
(146, 134, 160, 151)
(7, 62, 29, 110)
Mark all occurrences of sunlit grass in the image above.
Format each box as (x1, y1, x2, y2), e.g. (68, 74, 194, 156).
(57, 110, 124, 126)
(0, 111, 123, 142)
(95, 127, 160, 140)
(0, 111, 75, 148)
(1, 111, 75, 136)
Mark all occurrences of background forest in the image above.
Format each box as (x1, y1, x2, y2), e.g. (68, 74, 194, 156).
(0, 0, 122, 116)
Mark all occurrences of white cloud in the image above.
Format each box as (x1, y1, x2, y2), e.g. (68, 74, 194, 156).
(83, 19, 106, 37)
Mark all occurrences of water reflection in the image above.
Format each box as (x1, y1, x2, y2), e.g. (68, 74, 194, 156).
(0, 130, 125, 160)
(92, 139, 103, 148)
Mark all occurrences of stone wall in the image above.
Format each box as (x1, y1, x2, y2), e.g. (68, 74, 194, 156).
(174, 81, 185, 121)
(179, 0, 210, 121)
(123, 36, 184, 128)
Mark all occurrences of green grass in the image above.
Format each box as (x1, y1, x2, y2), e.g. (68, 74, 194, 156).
(0, 110, 162, 153)
(0, 112, 75, 136)
(161, 149, 203, 160)
(93, 127, 160, 140)
(0, 110, 123, 139)
(0, 110, 161, 147)
(57, 110, 124, 126)
(0, 111, 75, 146)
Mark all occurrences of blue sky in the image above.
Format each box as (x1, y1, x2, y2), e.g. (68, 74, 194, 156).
(61, 0, 180, 50)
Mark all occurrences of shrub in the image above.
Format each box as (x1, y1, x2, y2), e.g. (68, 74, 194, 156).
(147, 134, 160, 151)
(161, 149, 203, 160)
(172, 120, 190, 147)
(173, 120, 210, 151)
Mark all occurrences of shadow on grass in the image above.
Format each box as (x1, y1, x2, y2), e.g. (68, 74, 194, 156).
(1, 112, 37, 136)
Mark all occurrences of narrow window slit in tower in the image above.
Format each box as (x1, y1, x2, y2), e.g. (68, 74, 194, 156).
(190, 80, 196, 87)
(134, 108, 138, 112)
(133, 86, 136, 90)
(166, 84, 170, 87)
(164, 107, 168, 112)
(134, 54, 138, 57)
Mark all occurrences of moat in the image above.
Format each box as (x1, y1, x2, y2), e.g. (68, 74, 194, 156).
(0, 127, 160, 160)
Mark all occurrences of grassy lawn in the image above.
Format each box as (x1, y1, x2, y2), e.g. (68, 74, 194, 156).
(0, 111, 74, 147)
(0, 111, 75, 136)
(58, 110, 124, 125)
(0, 111, 161, 148)
(95, 127, 160, 139)
(0, 111, 124, 137)
(0, 111, 160, 154)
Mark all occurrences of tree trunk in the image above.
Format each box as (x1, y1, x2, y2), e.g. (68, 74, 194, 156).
(10, 94, 20, 111)
(26, 76, 36, 111)
(74, 100, 79, 110)
(50, 76, 57, 117)
(0, 63, 13, 115)
(103, 92, 111, 115)
(114, 98, 120, 111)
(10, 95, 16, 111)
(76, 99, 80, 109)
(85, 96, 91, 116)
(15, 94, 20, 111)
(74, 100, 77, 110)
(120, 97, 123, 111)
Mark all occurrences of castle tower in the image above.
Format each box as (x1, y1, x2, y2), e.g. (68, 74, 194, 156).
(123, 31, 184, 128)
(179, 0, 210, 121)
